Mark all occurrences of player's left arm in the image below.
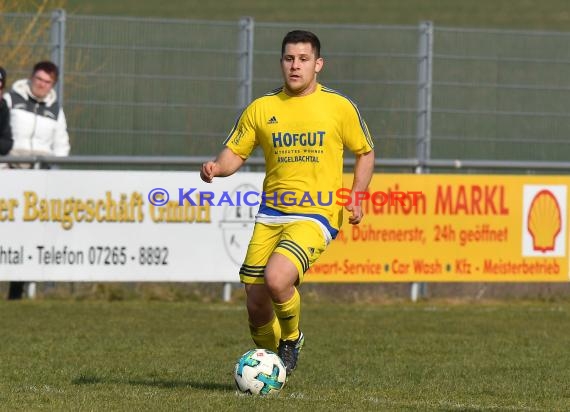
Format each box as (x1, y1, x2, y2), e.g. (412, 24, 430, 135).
(340, 97, 375, 223)
(346, 149, 375, 225)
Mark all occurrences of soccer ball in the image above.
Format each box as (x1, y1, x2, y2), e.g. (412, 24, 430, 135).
(234, 348, 287, 396)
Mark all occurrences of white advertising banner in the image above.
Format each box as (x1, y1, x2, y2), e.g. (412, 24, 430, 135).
(0, 170, 264, 281)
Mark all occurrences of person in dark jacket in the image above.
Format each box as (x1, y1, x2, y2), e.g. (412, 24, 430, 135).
(0, 67, 13, 155)
(0, 67, 14, 298)
(0, 67, 17, 300)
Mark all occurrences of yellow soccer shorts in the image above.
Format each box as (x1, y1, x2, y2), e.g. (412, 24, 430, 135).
(239, 220, 328, 285)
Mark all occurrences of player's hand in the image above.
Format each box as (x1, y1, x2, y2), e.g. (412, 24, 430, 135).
(200, 161, 216, 183)
(346, 202, 363, 225)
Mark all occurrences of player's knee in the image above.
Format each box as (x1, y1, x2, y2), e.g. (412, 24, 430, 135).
(264, 276, 281, 299)
(246, 295, 274, 323)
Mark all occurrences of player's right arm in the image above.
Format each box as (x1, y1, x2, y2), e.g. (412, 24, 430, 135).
(200, 147, 245, 183)
(202, 98, 258, 183)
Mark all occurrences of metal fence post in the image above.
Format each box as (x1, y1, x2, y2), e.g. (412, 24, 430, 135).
(411, 21, 433, 302)
(223, 17, 254, 302)
(236, 23, 255, 164)
(237, 16, 254, 110)
(416, 20, 433, 171)
(50, 9, 66, 106)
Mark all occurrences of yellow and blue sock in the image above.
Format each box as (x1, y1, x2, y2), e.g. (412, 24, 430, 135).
(249, 315, 281, 352)
(273, 288, 301, 342)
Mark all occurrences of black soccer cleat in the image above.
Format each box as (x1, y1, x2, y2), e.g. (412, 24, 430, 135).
(278, 331, 304, 376)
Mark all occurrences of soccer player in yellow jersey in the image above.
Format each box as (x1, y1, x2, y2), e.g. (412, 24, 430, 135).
(200, 30, 375, 376)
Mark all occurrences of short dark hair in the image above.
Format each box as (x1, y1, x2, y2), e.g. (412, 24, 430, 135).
(0, 66, 6, 90)
(32, 61, 59, 84)
(281, 30, 321, 58)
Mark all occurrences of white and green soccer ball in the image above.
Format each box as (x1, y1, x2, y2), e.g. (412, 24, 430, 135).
(234, 348, 287, 396)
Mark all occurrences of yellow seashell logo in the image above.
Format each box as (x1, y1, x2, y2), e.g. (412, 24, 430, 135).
(527, 190, 562, 252)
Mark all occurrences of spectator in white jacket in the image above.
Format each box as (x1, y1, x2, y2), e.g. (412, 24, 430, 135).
(4, 61, 70, 300)
(3, 60, 70, 168)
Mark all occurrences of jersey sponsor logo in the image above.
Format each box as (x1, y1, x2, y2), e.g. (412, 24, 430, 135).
(277, 155, 320, 163)
(267, 116, 278, 124)
(272, 131, 326, 148)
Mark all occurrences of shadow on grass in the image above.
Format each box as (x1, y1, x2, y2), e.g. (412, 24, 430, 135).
(72, 372, 233, 391)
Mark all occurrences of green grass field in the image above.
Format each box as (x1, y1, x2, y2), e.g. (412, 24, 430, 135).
(2, 299, 569, 411)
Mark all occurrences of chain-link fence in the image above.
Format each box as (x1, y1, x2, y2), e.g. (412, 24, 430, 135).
(2, 11, 570, 163)
(432, 27, 570, 162)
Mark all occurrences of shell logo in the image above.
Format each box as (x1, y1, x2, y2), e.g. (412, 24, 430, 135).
(527, 190, 561, 252)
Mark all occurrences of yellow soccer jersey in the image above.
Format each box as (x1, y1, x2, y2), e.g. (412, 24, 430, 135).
(224, 84, 374, 237)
